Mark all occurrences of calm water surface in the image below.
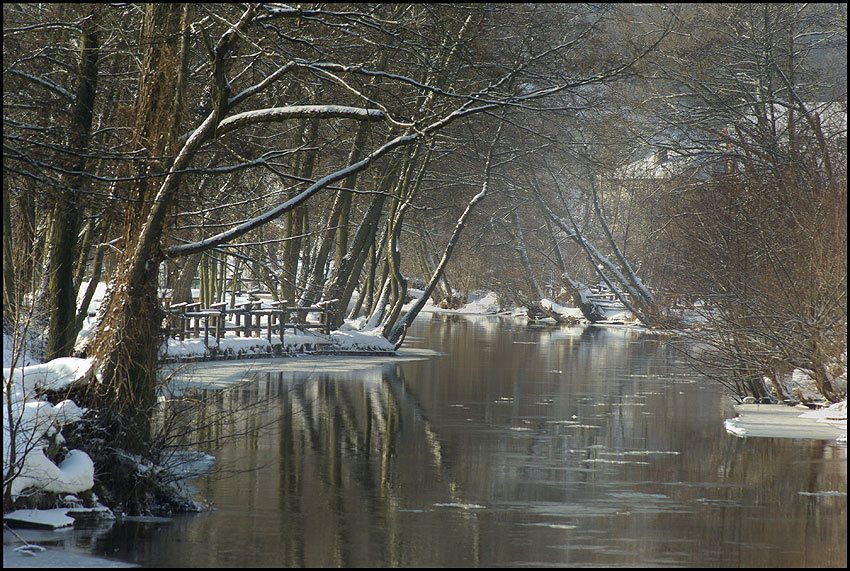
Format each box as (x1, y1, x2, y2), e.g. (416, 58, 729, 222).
(55, 315, 850, 566)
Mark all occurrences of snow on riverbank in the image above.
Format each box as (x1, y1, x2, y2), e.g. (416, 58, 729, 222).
(405, 288, 594, 322)
(158, 325, 395, 361)
(2, 284, 408, 539)
(2, 352, 119, 565)
(71, 282, 398, 361)
(403, 288, 506, 316)
(3, 358, 96, 499)
(724, 400, 847, 441)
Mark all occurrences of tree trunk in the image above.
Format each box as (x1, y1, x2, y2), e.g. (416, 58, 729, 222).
(282, 117, 319, 302)
(560, 274, 608, 323)
(533, 180, 650, 325)
(512, 209, 544, 300)
(45, 7, 99, 359)
(2, 181, 15, 316)
(73, 238, 107, 339)
(172, 253, 200, 304)
(589, 174, 654, 307)
(323, 163, 398, 328)
(87, 3, 189, 455)
(377, 144, 428, 336)
(388, 122, 503, 344)
(387, 173, 491, 344)
(333, 122, 371, 274)
(301, 121, 370, 307)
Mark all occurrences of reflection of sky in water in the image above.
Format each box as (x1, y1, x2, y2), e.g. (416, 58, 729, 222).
(66, 316, 846, 567)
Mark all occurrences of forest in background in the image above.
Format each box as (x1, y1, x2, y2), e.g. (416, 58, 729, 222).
(3, 3, 846, 512)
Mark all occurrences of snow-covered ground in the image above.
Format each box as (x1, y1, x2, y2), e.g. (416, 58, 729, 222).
(72, 282, 397, 361)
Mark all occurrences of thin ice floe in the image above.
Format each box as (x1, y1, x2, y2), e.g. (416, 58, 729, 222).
(433, 502, 486, 510)
(724, 401, 847, 441)
(521, 522, 578, 530)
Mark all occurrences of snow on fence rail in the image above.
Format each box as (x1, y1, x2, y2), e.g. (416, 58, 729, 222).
(164, 299, 332, 348)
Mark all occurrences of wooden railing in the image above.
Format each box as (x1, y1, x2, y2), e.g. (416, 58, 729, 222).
(164, 299, 331, 348)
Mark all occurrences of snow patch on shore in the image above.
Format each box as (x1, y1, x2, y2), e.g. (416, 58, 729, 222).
(4, 357, 97, 499)
(724, 400, 847, 441)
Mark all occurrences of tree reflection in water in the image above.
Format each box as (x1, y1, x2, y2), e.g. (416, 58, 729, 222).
(169, 362, 481, 567)
(115, 318, 844, 568)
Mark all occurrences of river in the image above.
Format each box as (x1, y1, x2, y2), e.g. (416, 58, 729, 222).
(29, 314, 850, 567)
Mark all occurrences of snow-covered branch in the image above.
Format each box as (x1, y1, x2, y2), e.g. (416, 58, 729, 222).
(6, 69, 73, 101)
(166, 101, 497, 258)
(216, 105, 384, 137)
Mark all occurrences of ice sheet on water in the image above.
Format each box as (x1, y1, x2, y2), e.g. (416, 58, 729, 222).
(521, 522, 578, 530)
(433, 502, 486, 510)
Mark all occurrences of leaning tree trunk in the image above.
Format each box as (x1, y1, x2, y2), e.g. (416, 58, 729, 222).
(533, 180, 650, 325)
(560, 274, 609, 323)
(388, 122, 503, 345)
(86, 3, 190, 455)
(589, 174, 655, 308)
(542, 216, 607, 323)
(512, 209, 544, 301)
(322, 164, 397, 328)
(379, 142, 432, 338)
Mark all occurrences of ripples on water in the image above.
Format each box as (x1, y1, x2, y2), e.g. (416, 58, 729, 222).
(61, 316, 848, 567)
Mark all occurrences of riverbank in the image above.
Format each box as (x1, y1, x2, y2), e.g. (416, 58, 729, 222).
(725, 400, 847, 441)
(4, 291, 846, 567)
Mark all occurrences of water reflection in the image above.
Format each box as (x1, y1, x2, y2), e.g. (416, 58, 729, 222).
(82, 315, 844, 567)
(149, 362, 489, 567)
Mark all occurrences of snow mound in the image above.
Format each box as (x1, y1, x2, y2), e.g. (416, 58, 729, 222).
(462, 292, 502, 314)
(331, 328, 396, 352)
(4, 358, 97, 501)
(4, 357, 95, 400)
(4, 402, 94, 498)
(540, 298, 585, 320)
